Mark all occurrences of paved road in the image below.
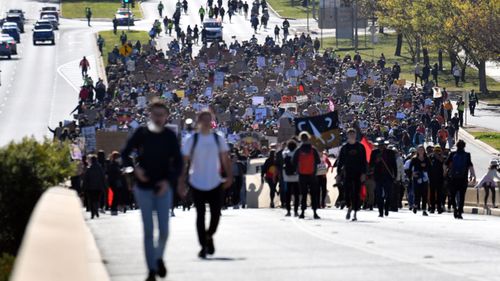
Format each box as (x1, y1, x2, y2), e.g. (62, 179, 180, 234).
(0, 0, 101, 146)
(89, 208, 500, 281)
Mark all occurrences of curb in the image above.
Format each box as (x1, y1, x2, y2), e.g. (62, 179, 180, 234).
(459, 129, 499, 155)
(94, 33, 108, 86)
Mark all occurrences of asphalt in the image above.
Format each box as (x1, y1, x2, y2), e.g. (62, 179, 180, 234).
(88, 207, 500, 281)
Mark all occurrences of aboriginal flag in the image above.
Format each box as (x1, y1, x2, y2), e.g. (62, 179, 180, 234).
(295, 111, 340, 151)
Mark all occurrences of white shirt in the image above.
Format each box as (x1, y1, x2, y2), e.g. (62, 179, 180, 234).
(182, 132, 229, 191)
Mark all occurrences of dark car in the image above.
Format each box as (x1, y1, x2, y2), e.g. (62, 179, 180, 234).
(5, 13, 24, 33)
(7, 9, 25, 21)
(0, 41, 13, 59)
(1, 24, 20, 43)
(33, 27, 55, 45)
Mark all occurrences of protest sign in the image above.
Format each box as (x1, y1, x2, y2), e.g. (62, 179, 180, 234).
(95, 131, 128, 154)
(252, 96, 265, 106)
(81, 126, 97, 153)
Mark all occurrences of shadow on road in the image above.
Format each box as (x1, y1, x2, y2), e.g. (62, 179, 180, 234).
(203, 257, 246, 262)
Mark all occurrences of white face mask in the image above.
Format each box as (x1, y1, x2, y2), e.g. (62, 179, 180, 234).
(147, 121, 164, 133)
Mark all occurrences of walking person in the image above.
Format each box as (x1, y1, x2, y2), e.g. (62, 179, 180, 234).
(107, 151, 126, 216)
(409, 145, 431, 216)
(444, 140, 476, 219)
(274, 25, 280, 41)
(121, 99, 183, 281)
(293, 132, 321, 219)
(336, 129, 367, 221)
(83, 155, 106, 219)
(112, 17, 118, 34)
(474, 160, 499, 209)
(414, 63, 422, 85)
(432, 63, 439, 86)
(468, 89, 479, 116)
(97, 34, 105, 56)
(456, 99, 465, 127)
(429, 146, 445, 214)
(317, 151, 332, 209)
(79, 56, 90, 77)
(369, 137, 397, 218)
(282, 140, 300, 217)
(157, 1, 164, 17)
(261, 150, 279, 208)
(453, 65, 461, 87)
(179, 111, 233, 259)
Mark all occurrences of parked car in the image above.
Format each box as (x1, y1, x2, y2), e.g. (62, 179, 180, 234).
(114, 8, 134, 26)
(0, 34, 17, 54)
(33, 26, 54, 45)
(1, 23, 20, 43)
(5, 13, 24, 33)
(41, 15, 58, 30)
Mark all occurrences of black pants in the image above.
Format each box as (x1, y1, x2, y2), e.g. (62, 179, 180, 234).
(469, 102, 476, 116)
(299, 175, 319, 211)
(232, 176, 243, 206)
(375, 179, 392, 216)
(265, 178, 277, 205)
(458, 111, 464, 127)
(484, 183, 496, 206)
(449, 177, 468, 214)
(317, 176, 327, 208)
(344, 176, 361, 211)
(88, 190, 101, 218)
(192, 185, 223, 248)
(110, 186, 126, 212)
(429, 179, 444, 212)
(413, 180, 429, 211)
(285, 181, 300, 213)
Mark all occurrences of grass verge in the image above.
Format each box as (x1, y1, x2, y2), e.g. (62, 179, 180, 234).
(266, 0, 317, 19)
(470, 132, 500, 151)
(98, 30, 149, 66)
(61, 0, 142, 19)
(321, 34, 500, 93)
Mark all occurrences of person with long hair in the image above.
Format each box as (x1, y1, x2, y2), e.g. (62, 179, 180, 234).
(409, 145, 431, 216)
(261, 150, 279, 208)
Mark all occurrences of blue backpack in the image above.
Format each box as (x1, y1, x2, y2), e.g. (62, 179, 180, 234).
(450, 152, 468, 178)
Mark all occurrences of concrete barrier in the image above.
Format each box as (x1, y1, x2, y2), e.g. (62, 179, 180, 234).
(244, 158, 339, 208)
(10, 187, 110, 281)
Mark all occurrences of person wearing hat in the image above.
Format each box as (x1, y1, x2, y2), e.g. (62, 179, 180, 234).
(474, 160, 500, 209)
(444, 140, 475, 219)
(293, 131, 321, 219)
(369, 137, 397, 217)
(429, 145, 445, 214)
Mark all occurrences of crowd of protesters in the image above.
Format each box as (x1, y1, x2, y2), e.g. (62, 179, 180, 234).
(46, 11, 500, 278)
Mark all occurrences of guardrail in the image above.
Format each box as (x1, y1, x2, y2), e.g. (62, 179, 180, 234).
(10, 187, 110, 281)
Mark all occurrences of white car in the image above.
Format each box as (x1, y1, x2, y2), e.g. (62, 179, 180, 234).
(41, 15, 58, 30)
(203, 18, 223, 42)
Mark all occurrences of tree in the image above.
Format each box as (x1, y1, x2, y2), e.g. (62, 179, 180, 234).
(443, 0, 500, 94)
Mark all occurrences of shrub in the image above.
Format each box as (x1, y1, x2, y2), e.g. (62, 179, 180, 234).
(0, 253, 14, 281)
(0, 138, 75, 255)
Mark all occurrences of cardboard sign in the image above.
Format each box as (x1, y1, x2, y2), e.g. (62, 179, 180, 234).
(95, 131, 129, 154)
(346, 69, 357, 78)
(281, 95, 295, 103)
(255, 107, 267, 121)
(257, 56, 266, 69)
(296, 95, 309, 104)
(81, 126, 97, 153)
(176, 90, 185, 98)
(252, 96, 265, 106)
(350, 94, 365, 104)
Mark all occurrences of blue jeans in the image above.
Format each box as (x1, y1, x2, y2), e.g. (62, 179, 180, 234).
(134, 186, 173, 271)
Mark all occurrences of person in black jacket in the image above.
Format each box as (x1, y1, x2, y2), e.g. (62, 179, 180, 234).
(409, 145, 431, 216)
(293, 132, 321, 219)
(369, 137, 397, 218)
(261, 150, 279, 208)
(429, 145, 445, 214)
(83, 155, 106, 219)
(107, 151, 127, 215)
(337, 129, 367, 221)
(121, 99, 183, 281)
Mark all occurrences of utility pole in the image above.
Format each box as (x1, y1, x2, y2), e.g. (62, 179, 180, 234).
(354, 0, 358, 52)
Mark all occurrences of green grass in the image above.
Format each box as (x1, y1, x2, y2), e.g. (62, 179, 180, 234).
(321, 34, 500, 93)
(61, 0, 142, 19)
(98, 30, 149, 66)
(470, 132, 500, 150)
(266, 0, 317, 19)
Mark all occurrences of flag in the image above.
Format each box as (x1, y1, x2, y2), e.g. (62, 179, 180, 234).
(295, 111, 340, 151)
(360, 136, 373, 163)
(107, 187, 114, 207)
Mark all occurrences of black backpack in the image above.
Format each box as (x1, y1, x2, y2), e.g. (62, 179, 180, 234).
(283, 153, 296, 176)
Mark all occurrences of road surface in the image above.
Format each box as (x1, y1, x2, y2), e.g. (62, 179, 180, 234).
(89, 207, 500, 281)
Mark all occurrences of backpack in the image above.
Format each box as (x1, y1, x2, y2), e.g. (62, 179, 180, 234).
(298, 149, 315, 175)
(450, 152, 468, 178)
(283, 154, 296, 176)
